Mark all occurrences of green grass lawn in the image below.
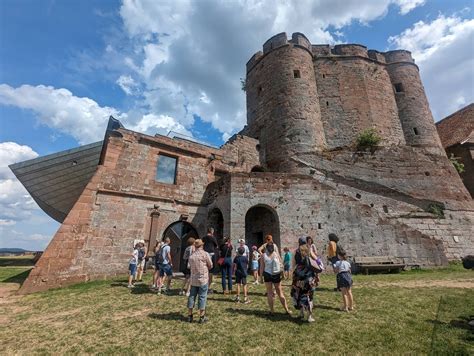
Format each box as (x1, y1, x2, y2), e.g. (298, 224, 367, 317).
(0, 261, 472, 354)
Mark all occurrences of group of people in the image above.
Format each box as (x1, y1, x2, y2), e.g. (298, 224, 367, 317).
(127, 228, 355, 323)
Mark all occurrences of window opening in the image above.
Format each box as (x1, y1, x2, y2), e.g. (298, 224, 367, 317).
(156, 154, 178, 184)
(413, 127, 419, 135)
(394, 83, 404, 93)
(293, 70, 301, 78)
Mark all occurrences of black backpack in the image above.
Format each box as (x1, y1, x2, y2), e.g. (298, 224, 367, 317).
(156, 245, 166, 264)
(138, 248, 145, 262)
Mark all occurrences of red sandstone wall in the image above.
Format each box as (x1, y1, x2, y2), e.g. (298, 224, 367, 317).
(246, 33, 326, 172)
(19, 130, 259, 293)
(385, 51, 443, 149)
(315, 55, 404, 148)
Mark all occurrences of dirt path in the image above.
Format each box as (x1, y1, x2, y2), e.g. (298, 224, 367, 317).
(358, 279, 474, 289)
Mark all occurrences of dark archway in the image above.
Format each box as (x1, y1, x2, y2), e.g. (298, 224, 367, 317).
(208, 207, 224, 246)
(245, 205, 280, 251)
(162, 221, 198, 272)
(251, 165, 265, 172)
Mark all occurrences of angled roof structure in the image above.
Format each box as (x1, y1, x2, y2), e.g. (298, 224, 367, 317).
(436, 103, 474, 148)
(9, 141, 103, 222)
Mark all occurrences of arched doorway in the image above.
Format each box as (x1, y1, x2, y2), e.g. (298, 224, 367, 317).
(162, 221, 198, 272)
(208, 208, 224, 246)
(245, 205, 280, 251)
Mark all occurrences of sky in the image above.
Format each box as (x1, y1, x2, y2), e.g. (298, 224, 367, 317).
(0, 0, 473, 250)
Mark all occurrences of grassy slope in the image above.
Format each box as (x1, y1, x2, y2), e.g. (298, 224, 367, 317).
(0, 262, 472, 354)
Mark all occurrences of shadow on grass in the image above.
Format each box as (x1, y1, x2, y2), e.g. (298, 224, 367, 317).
(148, 312, 184, 321)
(225, 307, 305, 324)
(429, 315, 474, 333)
(1, 269, 31, 284)
(0, 258, 35, 267)
(314, 304, 341, 312)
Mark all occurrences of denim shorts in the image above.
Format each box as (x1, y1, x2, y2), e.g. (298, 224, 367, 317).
(284, 263, 290, 272)
(187, 284, 209, 310)
(158, 263, 173, 277)
(251, 260, 259, 271)
(129, 263, 137, 276)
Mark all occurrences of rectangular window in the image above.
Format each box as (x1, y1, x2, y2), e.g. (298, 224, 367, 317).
(413, 127, 419, 135)
(156, 154, 177, 184)
(394, 83, 404, 92)
(293, 70, 301, 78)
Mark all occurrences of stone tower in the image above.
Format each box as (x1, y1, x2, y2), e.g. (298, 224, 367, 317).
(245, 32, 326, 172)
(384, 50, 444, 150)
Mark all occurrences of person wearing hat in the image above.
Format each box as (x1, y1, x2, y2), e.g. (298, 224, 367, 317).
(187, 239, 213, 323)
(238, 238, 250, 258)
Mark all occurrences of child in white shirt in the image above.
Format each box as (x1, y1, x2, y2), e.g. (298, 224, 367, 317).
(333, 250, 354, 311)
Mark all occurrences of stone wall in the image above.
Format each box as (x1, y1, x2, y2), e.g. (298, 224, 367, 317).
(245, 33, 325, 172)
(314, 56, 405, 148)
(19, 129, 259, 294)
(226, 173, 448, 266)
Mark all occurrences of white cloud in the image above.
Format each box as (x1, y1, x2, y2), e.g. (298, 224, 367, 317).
(394, 0, 426, 15)
(0, 84, 194, 144)
(116, 75, 139, 95)
(115, 0, 426, 142)
(0, 142, 39, 228)
(388, 15, 474, 119)
(0, 84, 119, 144)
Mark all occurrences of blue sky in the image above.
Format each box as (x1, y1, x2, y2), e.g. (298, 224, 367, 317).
(1, 0, 473, 250)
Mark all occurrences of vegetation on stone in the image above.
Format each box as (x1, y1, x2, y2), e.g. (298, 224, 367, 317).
(356, 128, 382, 149)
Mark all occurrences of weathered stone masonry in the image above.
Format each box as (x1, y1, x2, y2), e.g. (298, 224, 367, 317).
(13, 32, 474, 294)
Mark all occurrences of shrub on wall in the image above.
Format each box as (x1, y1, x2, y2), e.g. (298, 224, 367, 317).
(449, 154, 465, 174)
(356, 128, 381, 149)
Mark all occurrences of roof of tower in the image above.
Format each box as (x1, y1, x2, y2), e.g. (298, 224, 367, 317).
(436, 103, 474, 148)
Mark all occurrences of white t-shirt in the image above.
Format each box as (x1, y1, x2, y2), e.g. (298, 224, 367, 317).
(252, 250, 260, 261)
(239, 244, 250, 257)
(130, 249, 138, 264)
(161, 244, 171, 265)
(335, 260, 351, 273)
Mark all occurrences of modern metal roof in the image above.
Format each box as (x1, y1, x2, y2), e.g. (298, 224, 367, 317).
(9, 141, 103, 223)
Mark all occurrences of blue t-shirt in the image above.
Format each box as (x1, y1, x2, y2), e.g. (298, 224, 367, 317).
(233, 255, 248, 276)
(284, 252, 292, 266)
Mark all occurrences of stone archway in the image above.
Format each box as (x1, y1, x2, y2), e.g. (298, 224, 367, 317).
(245, 205, 280, 251)
(162, 221, 198, 272)
(208, 207, 224, 246)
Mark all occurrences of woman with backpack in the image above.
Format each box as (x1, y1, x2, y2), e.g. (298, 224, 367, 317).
(291, 237, 318, 322)
(259, 243, 291, 315)
(180, 237, 196, 296)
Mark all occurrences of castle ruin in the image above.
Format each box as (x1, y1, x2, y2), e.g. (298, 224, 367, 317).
(11, 33, 474, 294)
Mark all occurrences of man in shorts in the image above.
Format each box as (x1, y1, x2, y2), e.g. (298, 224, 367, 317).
(187, 239, 213, 323)
(157, 237, 173, 294)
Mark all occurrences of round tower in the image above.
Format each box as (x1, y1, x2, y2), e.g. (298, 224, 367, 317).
(384, 50, 443, 149)
(245, 32, 326, 173)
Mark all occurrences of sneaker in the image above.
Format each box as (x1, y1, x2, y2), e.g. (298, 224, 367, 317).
(157, 288, 162, 295)
(152, 284, 156, 289)
(179, 290, 183, 296)
(185, 291, 190, 297)
(243, 298, 251, 304)
(234, 296, 240, 303)
(127, 284, 134, 288)
(199, 316, 208, 324)
(308, 315, 315, 323)
(187, 315, 193, 323)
